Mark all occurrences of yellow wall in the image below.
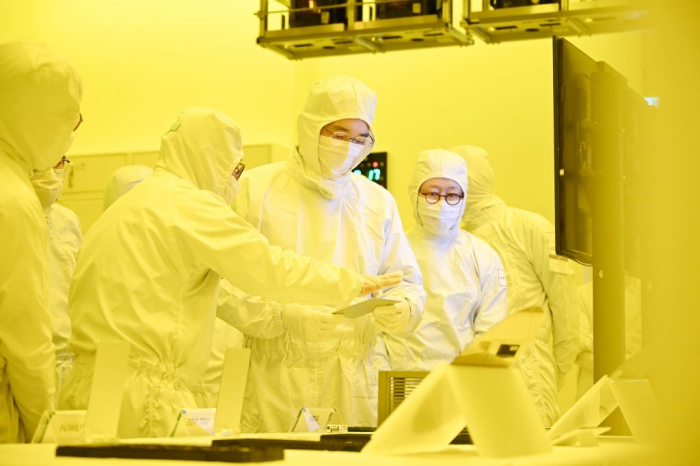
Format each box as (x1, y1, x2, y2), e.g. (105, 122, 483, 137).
(1, 1, 646, 230)
(0, 0, 296, 154)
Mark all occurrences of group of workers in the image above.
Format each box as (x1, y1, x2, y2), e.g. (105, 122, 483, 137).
(0, 42, 580, 443)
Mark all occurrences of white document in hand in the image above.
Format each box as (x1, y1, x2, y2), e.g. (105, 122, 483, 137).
(333, 298, 401, 319)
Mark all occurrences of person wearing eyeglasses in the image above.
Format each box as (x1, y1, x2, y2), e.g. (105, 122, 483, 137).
(60, 107, 402, 438)
(377, 149, 508, 372)
(29, 154, 83, 408)
(222, 76, 426, 433)
(449, 145, 580, 427)
(0, 42, 82, 443)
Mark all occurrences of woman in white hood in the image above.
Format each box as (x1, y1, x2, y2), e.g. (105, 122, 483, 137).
(379, 149, 508, 370)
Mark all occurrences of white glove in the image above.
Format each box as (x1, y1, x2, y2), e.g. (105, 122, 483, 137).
(281, 304, 344, 341)
(358, 271, 404, 297)
(372, 300, 412, 333)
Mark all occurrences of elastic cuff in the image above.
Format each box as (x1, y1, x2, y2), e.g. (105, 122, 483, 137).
(273, 303, 288, 331)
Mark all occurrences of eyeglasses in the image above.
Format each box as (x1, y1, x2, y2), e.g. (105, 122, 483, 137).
(54, 156, 71, 175)
(419, 192, 464, 206)
(232, 162, 245, 180)
(74, 113, 83, 131)
(322, 127, 374, 148)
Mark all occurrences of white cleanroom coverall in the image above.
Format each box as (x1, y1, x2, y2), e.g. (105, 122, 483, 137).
(44, 204, 81, 405)
(60, 108, 379, 439)
(31, 160, 83, 406)
(228, 76, 426, 432)
(450, 145, 580, 427)
(193, 290, 245, 409)
(379, 149, 508, 371)
(103, 165, 154, 210)
(103, 163, 243, 410)
(0, 42, 82, 443)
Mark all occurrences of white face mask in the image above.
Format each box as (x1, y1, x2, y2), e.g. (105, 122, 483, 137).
(31, 168, 65, 214)
(318, 135, 366, 179)
(417, 197, 462, 236)
(222, 175, 240, 205)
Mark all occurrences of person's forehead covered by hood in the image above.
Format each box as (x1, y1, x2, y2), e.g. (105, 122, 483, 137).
(0, 42, 82, 174)
(408, 149, 468, 226)
(156, 107, 243, 197)
(448, 145, 494, 209)
(297, 75, 377, 174)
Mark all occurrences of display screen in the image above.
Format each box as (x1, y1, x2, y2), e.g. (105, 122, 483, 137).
(353, 152, 388, 188)
(553, 36, 648, 273)
(553, 37, 598, 265)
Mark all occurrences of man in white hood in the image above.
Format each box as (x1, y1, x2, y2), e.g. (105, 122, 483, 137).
(0, 42, 82, 443)
(228, 76, 426, 432)
(30, 155, 83, 406)
(60, 107, 400, 438)
(450, 145, 580, 426)
(379, 149, 508, 371)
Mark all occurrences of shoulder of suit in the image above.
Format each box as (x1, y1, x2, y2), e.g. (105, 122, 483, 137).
(464, 231, 501, 262)
(350, 172, 394, 202)
(507, 207, 553, 233)
(0, 173, 44, 228)
(51, 203, 79, 222)
(241, 161, 287, 180)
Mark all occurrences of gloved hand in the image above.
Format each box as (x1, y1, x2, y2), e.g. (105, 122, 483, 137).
(281, 304, 344, 341)
(372, 300, 412, 333)
(358, 271, 404, 297)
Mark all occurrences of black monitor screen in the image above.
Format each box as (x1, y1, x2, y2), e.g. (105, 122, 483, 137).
(553, 37, 598, 265)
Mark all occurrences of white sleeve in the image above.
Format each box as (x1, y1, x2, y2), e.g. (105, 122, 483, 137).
(216, 279, 286, 339)
(472, 240, 509, 337)
(373, 334, 391, 371)
(377, 198, 427, 334)
(172, 194, 362, 309)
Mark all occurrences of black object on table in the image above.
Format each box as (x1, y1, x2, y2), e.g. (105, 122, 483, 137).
(211, 430, 472, 453)
(213, 436, 370, 453)
(55, 443, 284, 463)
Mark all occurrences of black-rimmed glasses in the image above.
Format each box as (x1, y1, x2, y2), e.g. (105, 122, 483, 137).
(419, 192, 464, 206)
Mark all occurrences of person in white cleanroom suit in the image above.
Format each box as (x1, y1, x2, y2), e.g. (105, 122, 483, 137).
(30, 156, 83, 406)
(226, 76, 426, 432)
(0, 42, 82, 443)
(450, 145, 580, 427)
(60, 107, 401, 439)
(103, 165, 246, 411)
(378, 150, 508, 371)
(103, 165, 154, 210)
